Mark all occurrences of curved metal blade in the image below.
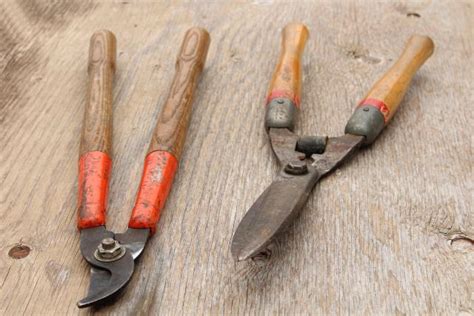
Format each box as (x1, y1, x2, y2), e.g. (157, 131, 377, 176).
(77, 227, 148, 308)
(231, 169, 320, 261)
(77, 252, 135, 308)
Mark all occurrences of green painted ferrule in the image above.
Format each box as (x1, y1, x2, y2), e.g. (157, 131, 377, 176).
(265, 98, 297, 130)
(345, 105, 385, 144)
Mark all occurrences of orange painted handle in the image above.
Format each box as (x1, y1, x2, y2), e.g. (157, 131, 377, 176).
(267, 23, 309, 107)
(128, 151, 178, 233)
(77, 30, 116, 230)
(360, 35, 434, 123)
(77, 152, 111, 229)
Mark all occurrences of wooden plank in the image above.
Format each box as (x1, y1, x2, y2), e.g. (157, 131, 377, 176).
(0, 0, 472, 314)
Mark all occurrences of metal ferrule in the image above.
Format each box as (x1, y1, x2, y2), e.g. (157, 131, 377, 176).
(265, 98, 297, 130)
(345, 105, 385, 144)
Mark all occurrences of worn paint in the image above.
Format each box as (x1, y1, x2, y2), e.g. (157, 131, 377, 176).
(77, 151, 111, 229)
(266, 89, 300, 108)
(358, 98, 391, 123)
(128, 151, 178, 234)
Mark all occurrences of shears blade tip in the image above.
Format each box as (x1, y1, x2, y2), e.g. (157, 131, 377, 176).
(231, 233, 270, 262)
(232, 250, 255, 262)
(77, 252, 135, 308)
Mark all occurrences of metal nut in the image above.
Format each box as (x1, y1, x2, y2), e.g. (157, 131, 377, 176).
(284, 161, 308, 175)
(94, 238, 126, 262)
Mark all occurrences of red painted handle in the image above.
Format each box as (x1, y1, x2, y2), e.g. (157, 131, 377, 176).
(128, 151, 178, 233)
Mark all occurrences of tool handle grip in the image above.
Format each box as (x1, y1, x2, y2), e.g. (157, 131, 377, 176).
(77, 30, 116, 230)
(345, 35, 434, 144)
(129, 28, 210, 234)
(265, 23, 309, 130)
(148, 27, 210, 160)
(80, 30, 116, 156)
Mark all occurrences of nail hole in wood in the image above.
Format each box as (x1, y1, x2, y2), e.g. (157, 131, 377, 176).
(8, 244, 31, 259)
(407, 12, 421, 18)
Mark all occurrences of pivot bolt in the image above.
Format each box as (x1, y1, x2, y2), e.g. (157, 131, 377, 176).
(101, 238, 117, 250)
(94, 238, 126, 262)
(284, 161, 308, 175)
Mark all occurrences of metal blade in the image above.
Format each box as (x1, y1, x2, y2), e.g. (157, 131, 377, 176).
(77, 251, 135, 308)
(231, 169, 320, 261)
(77, 227, 145, 308)
(231, 134, 364, 261)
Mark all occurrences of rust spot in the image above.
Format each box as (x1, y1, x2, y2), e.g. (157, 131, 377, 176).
(8, 244, 31, 259)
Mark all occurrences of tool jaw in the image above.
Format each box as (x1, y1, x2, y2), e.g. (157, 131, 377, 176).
(232, 132, 364, 262)
(269, 127, 364, 176)
(115, 228, 150, 259)
(268, 128, 302, 166)
(78, 227, 149, 308)
(311, 134, 364, 175)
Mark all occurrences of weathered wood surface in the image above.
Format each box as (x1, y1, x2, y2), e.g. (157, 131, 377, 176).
(0, 0, 472, 314)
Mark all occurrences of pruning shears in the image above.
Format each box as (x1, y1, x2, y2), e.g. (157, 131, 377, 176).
(76, 28, 210, 307)
(231, 23, 434, 261)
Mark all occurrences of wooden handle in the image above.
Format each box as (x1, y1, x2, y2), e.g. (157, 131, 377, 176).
(77, 30, 116, 230)
(267, 23, 309, 106)
(363, 35, 434, 122)
(148, 27, 210, 160)
(129, 28, 210, 233)
(265, 23, 308, 130)
(80, 30, 116, 156)
(345, 35, 434, 144)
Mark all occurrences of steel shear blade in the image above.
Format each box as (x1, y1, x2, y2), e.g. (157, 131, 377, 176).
(231, 129, 363, 261)
(77, 227, 149, 307)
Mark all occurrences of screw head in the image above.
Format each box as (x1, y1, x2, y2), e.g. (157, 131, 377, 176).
(284, 161, 308, 175)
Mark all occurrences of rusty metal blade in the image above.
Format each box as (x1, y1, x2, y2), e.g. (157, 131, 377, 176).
(231, 134, 364, 262)
(231, 169, 320, 261)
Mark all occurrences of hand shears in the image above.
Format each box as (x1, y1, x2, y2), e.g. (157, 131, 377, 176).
(231, 23, 434, 261)
(76, 28, 210, 307)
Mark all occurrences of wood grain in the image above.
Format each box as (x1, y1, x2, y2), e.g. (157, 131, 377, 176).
(0, 1, 472, 315)
(80, 30, 116, 156)
(267, 22, 308, 106)
(148, 27, 210, 160)
(362, 35, 434, 122)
